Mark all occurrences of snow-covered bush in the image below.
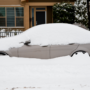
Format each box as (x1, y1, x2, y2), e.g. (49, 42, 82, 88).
(74, 0, 88, 28)
(53, 2, 75, 24)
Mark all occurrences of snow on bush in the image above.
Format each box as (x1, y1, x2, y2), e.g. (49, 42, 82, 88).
(0, 23, 90, 51)
(74, 0, 88, 28)
(53, 3, 75, 24)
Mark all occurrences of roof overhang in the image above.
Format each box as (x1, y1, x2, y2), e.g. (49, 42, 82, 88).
(25, 2, 74, 6)
(21, 0, 29, 2)
(21, 0, 26, 2)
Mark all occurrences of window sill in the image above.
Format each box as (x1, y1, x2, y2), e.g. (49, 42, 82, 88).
(0, 27, 25, 28)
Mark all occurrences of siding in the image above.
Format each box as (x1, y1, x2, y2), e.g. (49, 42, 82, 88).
(47, 6, 52, 23)
(29, 0, 75, 2)
(24, 4, 29, 30)
(0, 0, 21, 5)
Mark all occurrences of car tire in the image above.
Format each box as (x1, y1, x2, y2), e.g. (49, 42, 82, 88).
(0, 52, 8, 56)
(71, 50, 86, 57)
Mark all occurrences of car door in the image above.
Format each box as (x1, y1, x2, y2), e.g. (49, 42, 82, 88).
(18, 45, 50, 59)
(50, 44, 79, 58)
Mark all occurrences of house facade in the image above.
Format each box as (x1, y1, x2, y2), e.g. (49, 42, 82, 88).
(0, 0, 75, 31)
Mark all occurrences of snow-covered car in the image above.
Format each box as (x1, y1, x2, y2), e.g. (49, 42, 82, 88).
(0, 23, 90, 59)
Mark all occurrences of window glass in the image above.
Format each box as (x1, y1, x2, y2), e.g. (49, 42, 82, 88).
(7, 7, 15, 27)
(16, 18, 23, 26)
(32, 8, 34, 26)
(16, 7, 24, 16)
(0, 7, 5, 16)
(0, 7, 24, 27)
(0, 18, 5, 26)
(36, 8, 45, 10)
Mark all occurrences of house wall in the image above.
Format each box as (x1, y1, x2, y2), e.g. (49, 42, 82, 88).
(29, 0, 75, 2)
(0, 0, 21, 5)
(47, 6, 52, 23)
(24, 4, 29, 30)
(0, 0, 75, 31)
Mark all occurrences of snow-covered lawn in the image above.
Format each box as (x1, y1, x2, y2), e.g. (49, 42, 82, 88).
(0, 23, 90, 90)
(0, 53, 90, 90)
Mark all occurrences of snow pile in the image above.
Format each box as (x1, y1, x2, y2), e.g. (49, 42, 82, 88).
(0, 53, 90, 90)
(0, 23, 90, 50)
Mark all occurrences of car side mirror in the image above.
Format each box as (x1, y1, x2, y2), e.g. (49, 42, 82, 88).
(24, 41, 31, 46)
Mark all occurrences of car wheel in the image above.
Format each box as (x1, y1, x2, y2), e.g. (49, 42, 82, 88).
(0, 52, 8, 56)
(71, 50, 86, 57)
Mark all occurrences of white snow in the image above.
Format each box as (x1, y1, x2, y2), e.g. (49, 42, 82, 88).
(0, 53, 90, 90)
(0, 29, 22, 37)
(0, 23, 90, 51)
(74, 0, 88, 25)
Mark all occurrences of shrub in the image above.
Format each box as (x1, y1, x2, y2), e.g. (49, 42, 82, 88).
(74, 0, 88, 28)
(53, 3, 75, 24)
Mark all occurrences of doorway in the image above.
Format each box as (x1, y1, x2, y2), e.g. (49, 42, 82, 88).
(30, 7, 47, 27)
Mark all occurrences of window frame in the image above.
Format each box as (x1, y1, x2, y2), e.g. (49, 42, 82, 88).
(30, 6, 47, 27)
(0, 6, 24, 28)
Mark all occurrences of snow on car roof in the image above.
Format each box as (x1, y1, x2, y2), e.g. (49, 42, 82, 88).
(0, 23, 90, 50)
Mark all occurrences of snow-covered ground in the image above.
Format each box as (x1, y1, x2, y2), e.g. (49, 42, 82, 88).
(0, 23, 90, 90)
(0, 53, 90, 90)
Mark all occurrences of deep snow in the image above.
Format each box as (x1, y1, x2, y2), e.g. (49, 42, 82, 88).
(0, 53, 90, 90)
(0, 23, 90, 51)
(0, 23, 90, 90)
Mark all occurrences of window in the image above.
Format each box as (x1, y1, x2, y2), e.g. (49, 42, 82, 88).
(32, 8, 34, 26)
(0, 7, 24, 27)
(7, 7, 15, 27)
(0, 7, 5, 26)
(16, 7, 24, 26)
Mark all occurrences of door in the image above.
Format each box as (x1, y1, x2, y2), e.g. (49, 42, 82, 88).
(30, 7, 47, 27)
(36, 11, 45, 25)
(50, 44, 79, 58)
(18, 45, 50, 59)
